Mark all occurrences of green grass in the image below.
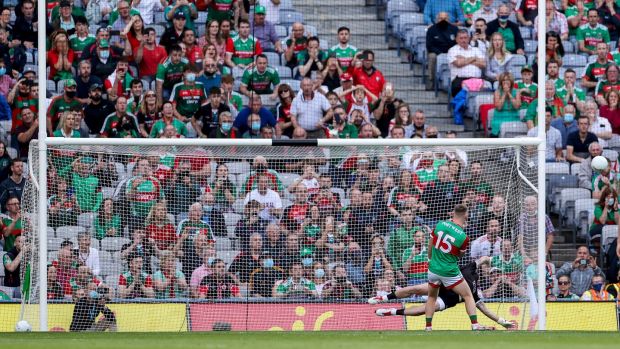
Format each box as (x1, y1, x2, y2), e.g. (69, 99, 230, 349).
(1, 331, 619, 349)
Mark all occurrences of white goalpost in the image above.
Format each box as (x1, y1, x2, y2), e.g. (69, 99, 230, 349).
(26, 0, 548, 332)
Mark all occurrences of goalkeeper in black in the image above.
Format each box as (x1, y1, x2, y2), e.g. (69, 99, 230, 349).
(69, 286, 117, 332)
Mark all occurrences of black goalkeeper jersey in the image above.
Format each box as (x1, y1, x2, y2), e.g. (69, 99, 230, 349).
(438, 261, 481, 308)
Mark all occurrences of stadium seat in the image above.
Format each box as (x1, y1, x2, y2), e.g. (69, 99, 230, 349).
(587, 55, 596, 64)
(602, 149, 619, 162)
(101, 237, 131, 252)
(275, 25, 288, 39)
(573, 198, 596, 242)
(499, 122, 528, 138)
(519, 27, 532, 39)
(280, 0, 293, 9)
(232, 198, 246, 214)
(570, 162, 580, 175)
(224, 212, 242, 227)
(105, 275, 120, 294)
(279, 172, 300, 189)
(524, 40, 537, 53)
(274, 65, 293, 79)
(279, 11, 303, 26)
(602, 225, 618, 255)
(264, 52, 281, 66)
(77, 212, 95, 229)
(217, 250, 240, 266)
(559, 188, 592, 227)
(545, 162, 570, 174)
(232, 66, 246, 79)
(48, 251, 58, 264)
(196, 11, 208, 24)
(507, 66, 522, 80)
(215, 237, 233, 251)
(563, 54, 587, 68)
(546, 173, 580, 213)
(509, 55, 527, 68)
(6, 147, 17, 159)
(385, 0, 419, 41)
(434, 53, 449, 96)
(281, 79, 300, 92)
(562, 41, 575, 53)
(152, 24, 166, 37)
(224, 161, 251, 175)
(48, 238, 63, 251)
(154, 11, 166, 24)
(47, 80, 57, 94)
(56, 226, 86, 240)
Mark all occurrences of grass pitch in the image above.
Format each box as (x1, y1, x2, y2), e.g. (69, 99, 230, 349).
(1, 331, 619, 349)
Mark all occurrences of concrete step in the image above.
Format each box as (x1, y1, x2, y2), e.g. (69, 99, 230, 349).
(293, 0, 367, 6)
(375, 63, 422, 76)
(312, 21, 385, 34)
(294, 5, 376, 16)
(302, 13, 377, 21)
(398, 90, 448, 102)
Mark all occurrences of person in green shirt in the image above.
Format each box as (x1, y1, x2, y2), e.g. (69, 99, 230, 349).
(150, 101, 189, 138)
(491, 240, 524, 278)
(71, 156, 103, 213)
(170, 66, 207, 122)
(221, 75, 244, 112)
(461, 0, 482, 26)
(164, 0, 198, 31)
(100, 97, 141, 138)
(46, 78, 82, 134)
(328, 26, 358, 69)
(69, 16, 96, 61)
(52, 110, 82, 138)
(240, 54, 281, 98)
(514, 65, 537, 110)
(401, 230, 428, 283)
(297, 36, 328, 78)
(576, 9, 610, 55)
(156, 45, 189, 107)
(152, 251, 188, 299)
(2, 196, 22, 251)
(125, 157, 164, 225)
(227, 19, 262, 68)
(329, 105, 358, 138)
(387, 209, 426, 270)
(50, 0, 85, 26)
(274, 263, 318, 298)
(556, 69, 586, 111)
(94, 198, 122, 240)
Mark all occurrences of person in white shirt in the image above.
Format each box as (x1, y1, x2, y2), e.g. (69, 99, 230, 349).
(471, 0, 497, 25)
(76, 231, 101, 277)
(262, 0, 280, 24)
(470, 218, 503, 259)
(290, 77, 333, 139)
(131, 0, 166, 25)
(585, 100, 612, 148)
(244, 172, 283, 219)
(527, 107, 564, 162)
(447, 29, 486, 97)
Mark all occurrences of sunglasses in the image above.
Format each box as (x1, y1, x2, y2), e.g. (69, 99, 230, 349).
(558, 281, 570, 285)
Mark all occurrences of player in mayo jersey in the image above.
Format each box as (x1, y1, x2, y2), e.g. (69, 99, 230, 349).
(369, 257, 515, 330)
(425, 204, 479, 330)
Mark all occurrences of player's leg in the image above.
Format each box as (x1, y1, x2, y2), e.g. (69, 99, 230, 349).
(376, 297, 445, 317)
(368, 283, 429, 304)
(450, 279, 479, 330)
(424, 284, 440, 331)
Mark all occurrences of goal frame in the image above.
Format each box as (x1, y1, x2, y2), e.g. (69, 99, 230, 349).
(33, 0, 548, 331)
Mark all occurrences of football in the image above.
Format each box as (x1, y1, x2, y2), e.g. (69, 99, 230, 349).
(15, 320, 32, 332)
(591, 156, 609, 171)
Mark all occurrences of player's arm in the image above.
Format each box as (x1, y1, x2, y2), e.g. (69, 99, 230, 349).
(427, 237, 433, 260)
(476, 301, 512, 328)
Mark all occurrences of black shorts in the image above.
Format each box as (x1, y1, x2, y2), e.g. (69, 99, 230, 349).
(438, 288, 460, 310)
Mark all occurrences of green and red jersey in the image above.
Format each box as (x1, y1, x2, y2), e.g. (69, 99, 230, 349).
(156, 57, 189, 90)
(1, 216, 22, 251)
(126, 176, 164, 217)
(241, 66, 280, 94)
(429, 220, 469, 277)
(576, 23, 610, 52)
(583, 60, 611, 84)
(328, 44, 357, 69)
(228, 35, 263, 66)
(170, 81, 206, 118)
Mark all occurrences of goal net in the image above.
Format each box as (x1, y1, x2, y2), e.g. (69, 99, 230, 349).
(19, 141, 543, 331)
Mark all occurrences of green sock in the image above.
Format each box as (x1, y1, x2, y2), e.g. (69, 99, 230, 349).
(470, 315, 478, 324)
(425, 317, 433, 327)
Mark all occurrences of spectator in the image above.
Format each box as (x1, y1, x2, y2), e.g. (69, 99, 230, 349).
(205, 0, 239, 24)
(132, 0, 166, 25)
(153, 251, 188, 299)
(517, 195, 555, 260)
(517, 0, 538, 27)
(481, 265, 526, 299)
(321, 264, 362, 299)
(567, 0, 589, 36)
(585, 100, 613, 148)
(320, 56, 343, 92)
(470, 18, 489, 54)
(274, 262, 318, 298)
(550, 102, 577, 149)
(243, 172, 283, 219)
(47, 30, 75, 81)
(180, 28, 204, 67)
(470, 219, 503, 259)
(600, 89, 620, 135)
(198, 258, 240, 299)
(566, 116, 598, 163)
(491, 240, 524, 282)
(461, 0, 481, 26)
(189, 245, 216, 297)
(199, 192, 226, 237)
(143, 201, 176, 250)
(328, 104, 359, 138)
(207, 111, 234, 138)
(557, 69, 586, 112)
(229, 233, 263, 284)
(386, 209, 425, 271)
(491, 72, 522, 136)
(0, 160, 24, 213)
(589, 187, 619, 253)
(240, 54, 280, 98)
(598, 0, 620, 43)
(556, 275, 580, 300)
(48, 265, 64, 300)
(83, 84, 115, 136)
(578, 142, 604, 190)
(424, 0, 465, 26)
(297, 36, 328, 79)
(486, 5, 525, 54)
(350, 50, 386, 98)
(74, 60, 102, 104)
(55, 244, 77, 295)
(400, 229, 428, 284)
(160, 10, 190, 52)
(420, 164, 463, 225)
(2, 235, 24, 296)
(595, 64, 620, 106)
(93, 198, 122, 240)
(250, 5, 282, 53)
(100, 96, 141, 138)
(546, 58, 563, 90)
(328, 26, 358, 70)
(514, 65, 537, 111)
(475, 195, 509, 235)
(485, 33, 513, 83)
(581, 274, 615, 300)
(605, 270, 620, 297)
(290, 78, 332, 139)
(534, 0, 569, 40)
(233, 94, 277, 135)
(135, 27, 168, 82)
(14, 108, 38, 161)
(197, 57, 222, 94)
(425, 12, 458, 91)
(249, 253, 286, 297)
(198, 21, 226, 67)
(53, 111, 81, 138)
(46, 78, 82, 135)
(526, 81, 565, 129)
(168, 66, 206, 129)
(557, 246, 603, 296)
(226, 19, 262, 69)
(471, 0, 497, 24)
(118, 253, 156, 299)
(12, 0, 37, 57)
(365, 234, 393, 281)
(90, 37, 121, 83)
(527, 107, 563, 162)
(583, 42, 612, 92)
(274, 84, 295, 138)
(447, 29, 486, 97)
(577, 9, 610, 55)
(156, 44, 188, 106)
(75, 231, 100, 277)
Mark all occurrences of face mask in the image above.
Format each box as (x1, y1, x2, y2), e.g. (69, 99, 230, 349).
(564, 114, 574, 123)
(221, 122, 232, 132)
(0, 67, 5, 75)
(186, 73, 196, 82)
(251, 121, 261, 132)
(499, 15, 509, 23)
(608, 199, 615, 206)
(99, 50, 110, 59)
(427, 134, 437, 138)
(314, 268, 325, 278)
(592, 283, 603, 292)
(65, 91, 76, 99)
(203, 205, 213, 213)
(301, 257, 313, 267)
(263, 258, 274, 268)
(437, 20, 448, 27)
(207, 257, 215, 266)
(483, 5, 492, 10)
(89, 290, 100, 299)
(91, 94, 101, 102)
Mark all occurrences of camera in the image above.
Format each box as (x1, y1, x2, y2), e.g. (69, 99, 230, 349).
(334, 113, 343, 124)
(475, 28, 481, 34)
(579, 259, 588, 266)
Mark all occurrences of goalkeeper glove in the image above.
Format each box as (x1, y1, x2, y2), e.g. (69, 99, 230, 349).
(497, 318, 514, 328)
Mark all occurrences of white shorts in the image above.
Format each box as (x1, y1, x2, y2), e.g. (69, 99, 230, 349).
(436, 297, 447, 311)
(428, 270, 465, 289)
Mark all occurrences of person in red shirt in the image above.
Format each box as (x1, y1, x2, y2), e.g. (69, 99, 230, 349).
(181, 28, 204, 67)
(48, 30, 75, 81)
(146, 201, 177, 250)
(349, 50, 386, 98)
(104, 58, 134, 102)
(121, 14, 146, 63)
(135, 27, 167, 82)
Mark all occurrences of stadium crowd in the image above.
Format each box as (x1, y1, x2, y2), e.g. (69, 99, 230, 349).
(0, 0, 617, 304)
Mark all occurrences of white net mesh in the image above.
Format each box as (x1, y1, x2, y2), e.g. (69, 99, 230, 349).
(18, 141, 541, 331)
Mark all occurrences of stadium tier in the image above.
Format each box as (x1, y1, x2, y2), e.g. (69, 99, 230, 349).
(0, 0, 617, 333)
